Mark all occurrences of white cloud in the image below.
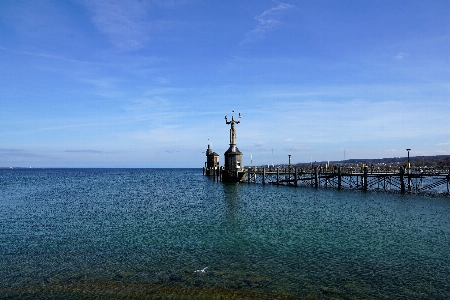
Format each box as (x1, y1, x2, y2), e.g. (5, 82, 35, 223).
(84, 1, 156, 50)
(240, 2, 295, 45)
(395, 52, 409, 60)
(291, 146, 314, 152)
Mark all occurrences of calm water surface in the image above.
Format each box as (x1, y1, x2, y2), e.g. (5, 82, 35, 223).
(1, 168, 449, 299)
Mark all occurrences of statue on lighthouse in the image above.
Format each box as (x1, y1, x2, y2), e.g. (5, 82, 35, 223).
(222, 111, 245, 182)
(225, 112, 240, 150)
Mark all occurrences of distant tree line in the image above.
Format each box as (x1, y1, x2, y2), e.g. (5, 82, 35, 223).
(265, 155, 450, 169)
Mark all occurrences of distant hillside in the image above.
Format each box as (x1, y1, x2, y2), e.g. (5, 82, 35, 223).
(290, 155, 450, 167)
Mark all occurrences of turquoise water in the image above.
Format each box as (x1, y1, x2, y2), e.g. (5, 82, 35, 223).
(1, 168, 449, 299)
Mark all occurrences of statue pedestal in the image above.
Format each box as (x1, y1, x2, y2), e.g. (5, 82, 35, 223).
(222, 145, 245, 183)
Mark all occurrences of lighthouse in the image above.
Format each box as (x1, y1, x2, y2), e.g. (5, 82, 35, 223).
(222, 112, 245, 182)
(204, 142, 219, 176)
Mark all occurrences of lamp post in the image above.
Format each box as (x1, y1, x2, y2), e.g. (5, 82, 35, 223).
(406, 149, 411, 170)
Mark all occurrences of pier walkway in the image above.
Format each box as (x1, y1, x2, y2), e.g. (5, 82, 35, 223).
(245, 165, 450, 195)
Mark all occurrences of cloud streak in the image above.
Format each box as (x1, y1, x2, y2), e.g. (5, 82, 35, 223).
(65, 150, 105, 154)
(0, 149, 46, 158)
(240, 2, 295, 45)
(84, 0, 158, 50)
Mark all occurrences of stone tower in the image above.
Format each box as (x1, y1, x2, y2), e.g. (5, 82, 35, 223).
(222, 112, 245, 182)
(204, 142, 219, 176)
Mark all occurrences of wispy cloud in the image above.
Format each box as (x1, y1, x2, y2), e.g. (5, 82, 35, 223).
(0, 149, 24, 156)
(291, 146, 314, 152)
(395, 52, 409, 60)
(240, 2, 295, 45)
(83, 0, 164, 50)
(65, 150, 105, 154)
(0, 149, 45, 158)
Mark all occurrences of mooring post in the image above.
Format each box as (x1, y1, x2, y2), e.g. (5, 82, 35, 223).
(314, 166, 319, 188)
(277, 168, 280, 185)
(363, 166, 368, 191)
(262, 167, 266, 185)
(447, 170, 449, 194)
(338, 167, 342, 190)
(294, 167, 298, 186)
(288, 166, 291, 184)
(400, 166, 406, 194)
(407, 169, 412, 192)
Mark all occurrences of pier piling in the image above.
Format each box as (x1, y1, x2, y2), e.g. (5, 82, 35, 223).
(363, 166, 368, 191)
(400, 167, 406, 194)
(338, 167, 342, 190)
(262, 167, 266, 185)
(314, 166, 319, 189)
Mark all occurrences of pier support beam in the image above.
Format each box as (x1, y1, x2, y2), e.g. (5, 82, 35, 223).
(314, 166, 319, 189)
(400, 167, 406, 194)
(447, 171, 449, 194)
(338, 167, 342, 190)
(408, 171, 412, 192)
(262, 167, 266, 185)
(294, 168, 298, 186)
(363, 166, 368, 191)
(277, 168, 280, 185)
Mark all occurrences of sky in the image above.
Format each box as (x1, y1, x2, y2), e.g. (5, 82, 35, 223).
(1, 0, 449, 168)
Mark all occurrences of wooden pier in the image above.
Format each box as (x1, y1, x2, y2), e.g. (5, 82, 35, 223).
(245, 165, 450, 195)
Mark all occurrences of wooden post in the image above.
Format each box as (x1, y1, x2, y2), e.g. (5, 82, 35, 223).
(314, 166, 319, 188)
(288, 167, 291, 185)
(262, 167, 266, 185)
(277, 168, 280, 185)
(400, 166, 405, 194)
(447, 171, 449, 194)
(294, 168, 298, 186)
(363, 166, 368, 191)
(407, 169, 412, 191)
(338, 167, 342, 190)
(247, 168, 251, 184)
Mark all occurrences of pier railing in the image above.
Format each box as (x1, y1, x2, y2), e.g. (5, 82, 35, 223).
(244, 166, 450, 196)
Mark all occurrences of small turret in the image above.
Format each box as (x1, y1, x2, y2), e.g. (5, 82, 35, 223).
(204, 142, 219, 176)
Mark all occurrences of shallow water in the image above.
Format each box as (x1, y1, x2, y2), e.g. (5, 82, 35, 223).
(1, 168, 449, 299)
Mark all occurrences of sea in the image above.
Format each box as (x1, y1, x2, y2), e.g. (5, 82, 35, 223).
(1, 168, 449, 299)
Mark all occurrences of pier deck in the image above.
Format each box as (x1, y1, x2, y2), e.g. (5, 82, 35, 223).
(245, 166, 450, 195)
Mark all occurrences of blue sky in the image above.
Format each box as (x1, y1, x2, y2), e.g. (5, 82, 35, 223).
(1, 0, 449, 168)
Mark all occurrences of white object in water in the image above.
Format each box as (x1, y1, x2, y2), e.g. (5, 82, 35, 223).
(194, 267, 208, 273)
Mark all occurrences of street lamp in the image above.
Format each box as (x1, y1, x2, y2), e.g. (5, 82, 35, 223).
(406, 149, 411, 169)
